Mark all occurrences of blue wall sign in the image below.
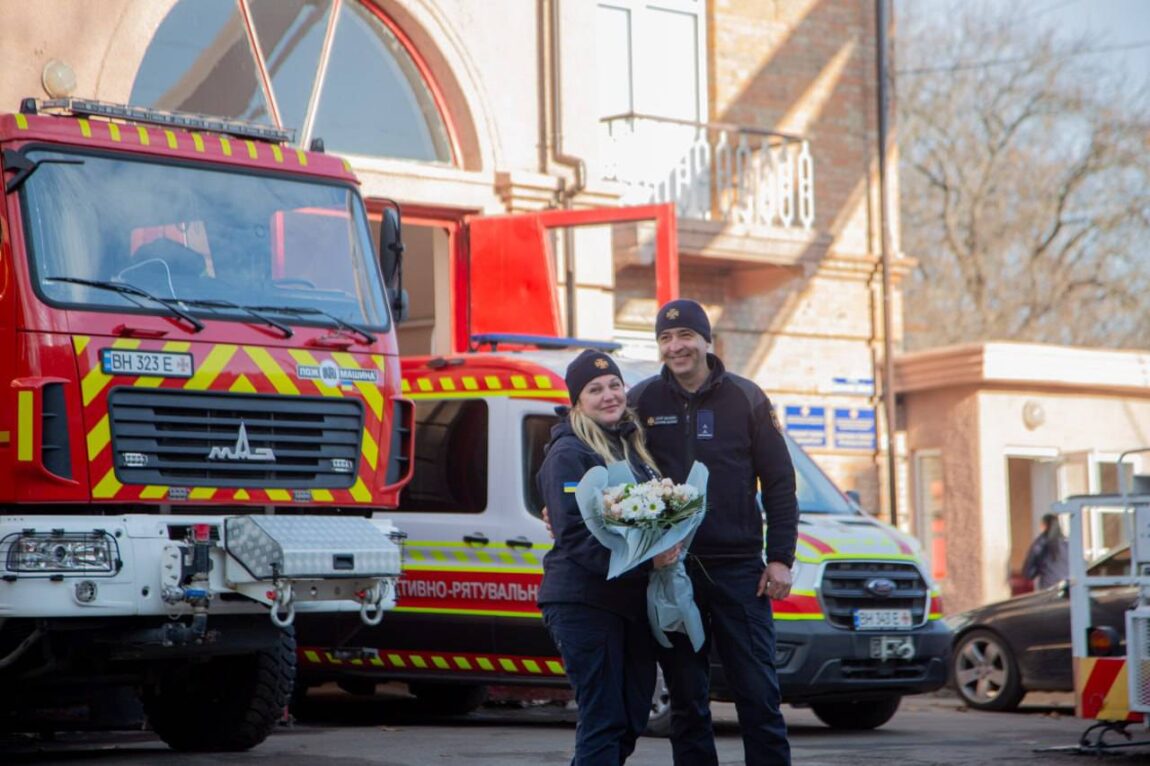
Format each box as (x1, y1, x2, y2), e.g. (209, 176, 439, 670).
(784, 405, 826, 447)
(833, 407, 876, 450)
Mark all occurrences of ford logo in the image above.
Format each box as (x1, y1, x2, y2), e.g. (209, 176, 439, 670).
(865, 577, 897, 597)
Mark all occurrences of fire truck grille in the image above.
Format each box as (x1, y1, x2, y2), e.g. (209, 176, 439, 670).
(819, 561, 929, 629)
(107, 388, 364, 488)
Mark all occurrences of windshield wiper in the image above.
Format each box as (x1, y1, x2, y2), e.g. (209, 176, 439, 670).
(247, 305, 377, 345)
(4, 150, 84, 194)
(180, 299, 293, 339)
(45, 277, 205, 332)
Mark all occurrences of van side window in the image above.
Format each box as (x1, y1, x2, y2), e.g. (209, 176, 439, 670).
(396, 400, 488, 513)
(523, 414, 560, 518)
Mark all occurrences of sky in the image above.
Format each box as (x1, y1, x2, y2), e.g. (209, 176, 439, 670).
(896, 0, 1150, 95)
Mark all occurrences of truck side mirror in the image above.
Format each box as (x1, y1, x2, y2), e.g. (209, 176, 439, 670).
(379, 203, 406, 323)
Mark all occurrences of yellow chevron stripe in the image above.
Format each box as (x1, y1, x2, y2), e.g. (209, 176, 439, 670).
(78, 119, 92, 138)
(546, 661, 564, 674)
(499, 659, 517, 672)
(220, 137, 232, 156)
(93, 468, 123, 498)
(86, 414, 111, 461)
(140, 486, 167, 499)
(246, 347, 300, 395)
(535, 375, 553, 388)
(17, 391, 34, 462)
(191, 133, 205, 152)
(184, 344, 237, 390)
(189, 488, 217, 500)
(453, 657, 472, 670)
(15, 113, 28, 129)
(312, 489, 334, 502)
(164, 129, 178, 149)
(485, 376, 502, 389)
(271, 145, 283, 163)
(296, 149, 308, 166)
(362, 429, 379, 470)
(405, 389, 567, 401)
(462, 376, 479, 390)
(73, 335, 90, 355)
(511, 375, 527, 389)
(267, 489, 291, 502)
(136, 126, 150, 145)
(108, 123, 121, 142)
(246, 140, 259, 159)
(230, 374, 258, 393)
(350, 478, 372, 502)
(387, 653, 406, 668)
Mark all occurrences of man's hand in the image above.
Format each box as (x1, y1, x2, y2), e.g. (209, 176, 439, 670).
(757, 560, 793, 600)
(541, 506, 554, 540)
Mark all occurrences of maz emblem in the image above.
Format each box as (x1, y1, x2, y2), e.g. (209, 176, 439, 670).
(207, 422, 275, 462)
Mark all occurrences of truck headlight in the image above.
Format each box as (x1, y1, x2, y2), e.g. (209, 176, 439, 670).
(5, 532, 118, 574)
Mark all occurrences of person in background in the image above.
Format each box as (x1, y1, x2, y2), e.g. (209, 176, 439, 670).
(628, 298, 799, 766)
(537, 349, 679, 765)
(1022, 513, 1069, 589)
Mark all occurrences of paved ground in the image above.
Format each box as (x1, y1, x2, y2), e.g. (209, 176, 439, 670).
(5, 688, 1150, 765)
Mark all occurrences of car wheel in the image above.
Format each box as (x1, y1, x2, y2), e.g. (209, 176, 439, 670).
(810, 695, 901, 730)
(644, 664, 671, 738)
(951, 629, 1025, 711)
(408, 682, 488, 716)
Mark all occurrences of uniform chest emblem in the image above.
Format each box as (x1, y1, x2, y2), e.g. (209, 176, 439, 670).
(647, 414, 679, 427)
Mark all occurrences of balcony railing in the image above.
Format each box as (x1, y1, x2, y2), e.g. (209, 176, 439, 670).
(600, 113, 815, 230)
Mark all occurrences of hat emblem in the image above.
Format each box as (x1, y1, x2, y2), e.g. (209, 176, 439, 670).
(666, 308, 680, 320)
(594, 358, 609, 369)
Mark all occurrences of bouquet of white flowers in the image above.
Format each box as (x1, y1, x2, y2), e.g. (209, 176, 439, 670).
(574, 461, 709, 651)
(601, 477, 704, 530)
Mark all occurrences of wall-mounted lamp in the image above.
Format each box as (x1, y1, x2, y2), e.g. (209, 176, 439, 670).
(1022, 400, 1045, 430)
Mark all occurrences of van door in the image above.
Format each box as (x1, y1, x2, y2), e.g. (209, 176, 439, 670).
(479, 399, 563, 666)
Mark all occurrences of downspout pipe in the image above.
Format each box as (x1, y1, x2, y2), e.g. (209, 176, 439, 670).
(542, 0, 587, 334)
(875, 0, 899, 526)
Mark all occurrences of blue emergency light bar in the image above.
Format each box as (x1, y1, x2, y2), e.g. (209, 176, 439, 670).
(470, 334, 622, 352)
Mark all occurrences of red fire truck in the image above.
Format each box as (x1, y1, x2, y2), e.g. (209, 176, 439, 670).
(0, 99, 413, 751)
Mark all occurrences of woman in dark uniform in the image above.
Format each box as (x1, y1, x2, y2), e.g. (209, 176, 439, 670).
(537, 349, 678, 765)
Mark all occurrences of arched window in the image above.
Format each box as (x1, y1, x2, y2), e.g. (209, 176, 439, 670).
(131, 0, 453, 163)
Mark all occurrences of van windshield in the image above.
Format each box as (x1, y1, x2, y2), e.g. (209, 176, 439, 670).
(786, 436, 856, 514)
(21, 148, 389, 330)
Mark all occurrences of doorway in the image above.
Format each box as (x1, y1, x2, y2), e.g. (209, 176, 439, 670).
(1005, 455, 1058, 595)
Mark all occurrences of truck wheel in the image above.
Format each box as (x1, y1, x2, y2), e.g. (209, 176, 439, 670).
(409, 682, 487, 715)
(144, 627, 296, 751)
(810, 695, 901, 730)
(644, 665, 672, 738)
(950, 628, 1024, 711)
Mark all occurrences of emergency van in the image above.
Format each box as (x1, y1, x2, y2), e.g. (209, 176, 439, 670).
(0, 99, 412, 750)
(295, 342, 951, 731)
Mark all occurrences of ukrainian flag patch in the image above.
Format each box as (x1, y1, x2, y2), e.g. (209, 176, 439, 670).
(563, 482, 578, 494)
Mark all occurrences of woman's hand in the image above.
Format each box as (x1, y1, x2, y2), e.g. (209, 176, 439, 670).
(653, 543, 682, 569)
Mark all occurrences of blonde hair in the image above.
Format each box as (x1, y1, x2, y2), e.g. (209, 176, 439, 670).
(569, 406, 660, 475)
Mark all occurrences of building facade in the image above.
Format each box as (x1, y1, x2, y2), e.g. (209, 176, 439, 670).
(1, 0, 905, 518)
(897, 343, 1150, 613)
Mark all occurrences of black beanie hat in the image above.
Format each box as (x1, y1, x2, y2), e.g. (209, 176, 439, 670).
(655, 299, 712, 342)
(565, 349, 623, 404)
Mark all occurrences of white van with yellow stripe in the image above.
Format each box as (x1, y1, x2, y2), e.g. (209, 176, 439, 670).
(295, 342, 951, 730)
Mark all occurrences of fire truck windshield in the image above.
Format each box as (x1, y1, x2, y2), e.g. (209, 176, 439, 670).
(20, 148, 390, 331)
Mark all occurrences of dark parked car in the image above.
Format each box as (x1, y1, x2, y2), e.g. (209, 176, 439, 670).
(945, 546, 1134, 711)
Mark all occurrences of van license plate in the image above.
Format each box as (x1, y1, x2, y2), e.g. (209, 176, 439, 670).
(853, 609, 912, 630)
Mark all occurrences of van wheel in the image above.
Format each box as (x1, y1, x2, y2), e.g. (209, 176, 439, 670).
(409, 682, 487, 715)
(644, 665, 672, 737)
(810, 695, 901, 730)
(144, 627, 295, 751)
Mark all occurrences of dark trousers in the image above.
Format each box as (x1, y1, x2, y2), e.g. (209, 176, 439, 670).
(658, 557, 790, 766)
(542, 603, 656, 766)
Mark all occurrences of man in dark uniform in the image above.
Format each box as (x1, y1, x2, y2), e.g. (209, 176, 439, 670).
(629, 298, 799, 766)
